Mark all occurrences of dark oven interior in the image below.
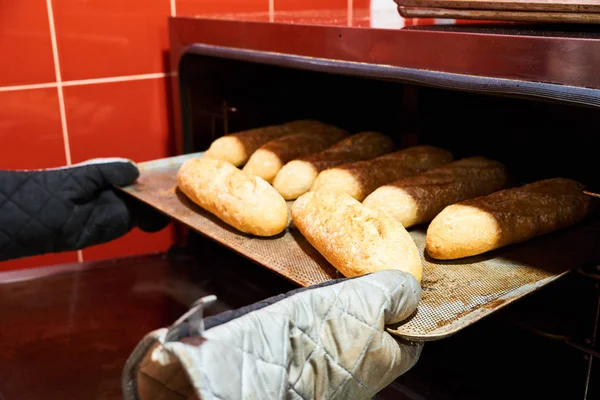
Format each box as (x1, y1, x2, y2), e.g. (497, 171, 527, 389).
(177, 53, 600, 399)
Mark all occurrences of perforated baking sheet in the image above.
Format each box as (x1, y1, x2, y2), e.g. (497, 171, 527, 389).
(121, 153, 600, 341)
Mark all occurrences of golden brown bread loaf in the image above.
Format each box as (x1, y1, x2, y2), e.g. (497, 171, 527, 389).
(291, 190, 423, 282)
(202, 120, 326, 167)
(363, 157, 508, 228)
(177, 157, 288, 237)
(426, 177, 595, 260)
(310, 145, 453, 201)
(242, 124, 348, 183)
(272, 132, 395, 200)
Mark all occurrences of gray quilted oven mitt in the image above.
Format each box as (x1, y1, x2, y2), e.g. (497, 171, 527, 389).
(122, 270, 423, 400)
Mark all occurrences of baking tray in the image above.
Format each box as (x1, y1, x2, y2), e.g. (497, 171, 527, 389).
(121, 153, 600, 341)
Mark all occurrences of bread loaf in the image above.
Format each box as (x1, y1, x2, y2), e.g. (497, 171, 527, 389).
(177, 157, 288, 236)
(291, 190, 423, 282)
(202, 120, 326, 167)
(363, 157, 508, 228)
(311, 145, 453, 201)
(272, 132, 395, 200)
(426, 177, 595, 260)
(242, 124, 348, 183)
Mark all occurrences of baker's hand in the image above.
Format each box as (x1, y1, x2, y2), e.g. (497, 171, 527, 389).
(0, 158, 170, 261)
(123, 270, 423, 400)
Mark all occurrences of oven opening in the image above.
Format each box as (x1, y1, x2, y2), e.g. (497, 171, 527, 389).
(179, 52, 600, 187)
(175, 51, 600, 399)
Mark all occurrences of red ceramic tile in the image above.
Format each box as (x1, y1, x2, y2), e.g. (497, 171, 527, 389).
(0, 0, 55, 86)
(353, 0, 370, 8)
(52, 0, 171, 81)
(81, 226, 175, 262)
(64, 78, 173, 164)
(176, 0, 268, 16)
(0, 88, 67, 170)
(0, 253, 78, 272)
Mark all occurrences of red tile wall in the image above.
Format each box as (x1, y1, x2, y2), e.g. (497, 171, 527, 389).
(0, 0, 446, 271)
(0, 0, 181, 271)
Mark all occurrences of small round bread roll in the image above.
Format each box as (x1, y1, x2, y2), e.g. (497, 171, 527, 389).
(292, 190, 423, 282)
(272, 132, 395, 200)
(177, 157, 288, 236)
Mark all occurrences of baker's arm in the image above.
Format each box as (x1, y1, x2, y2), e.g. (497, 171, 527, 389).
(0, 158, 170, 261)
(123, 269, 423, 400)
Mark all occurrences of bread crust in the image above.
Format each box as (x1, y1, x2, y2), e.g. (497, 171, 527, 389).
(242, 125, 348, 183)
(273, 132, 395, 200)
(311, 145, 453, 201)
(177, 158, 288, 236)
(292, 190, 423, 282)
(426, 177, 595, 259)
(363, 157, 508, 228)
(202, 120, 327, 167)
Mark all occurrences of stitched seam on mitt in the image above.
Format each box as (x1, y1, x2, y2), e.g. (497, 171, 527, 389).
(344, 279, 400, 379)
(289, 282, 380, 396)
(331, 303, 379, 332)
(329, 278, 407, 397)
(0, 179, 65, 253)
(73, 197, 99, 248)
(289, 284, 341, 391)
(289, 385, 309, 400)
(218, 340, 287, 370)
(278, 321, 289, 399)
(26, 178, 76, 252)
(326, 295, 389, 398)
(362, 279, 396, 310)
(292, 322, 374, 394)
(211, 340, 287, 400)
(3, 173, 31, 202)
(334, 277, 406, 332)
(71, 171, 101, 248)
(240, 328, 246, 400)
(0, 176, 35, 253)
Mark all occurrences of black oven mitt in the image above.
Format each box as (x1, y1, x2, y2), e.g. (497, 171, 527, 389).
(0, 158, 170, 262)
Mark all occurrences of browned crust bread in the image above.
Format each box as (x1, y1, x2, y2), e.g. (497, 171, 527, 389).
(310, 145, 454, 201)
(177, 157, 288, 236)
(363, 157, 508, 228)
(202, 120, 327, 167)
(242, 124, 348, 183)
(272, 132, 395, 200)
(426, 177, 595, 260)
(291, 190, 423, 282)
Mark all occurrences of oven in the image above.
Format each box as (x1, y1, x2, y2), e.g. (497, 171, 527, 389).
(163, 16, 600, 399)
